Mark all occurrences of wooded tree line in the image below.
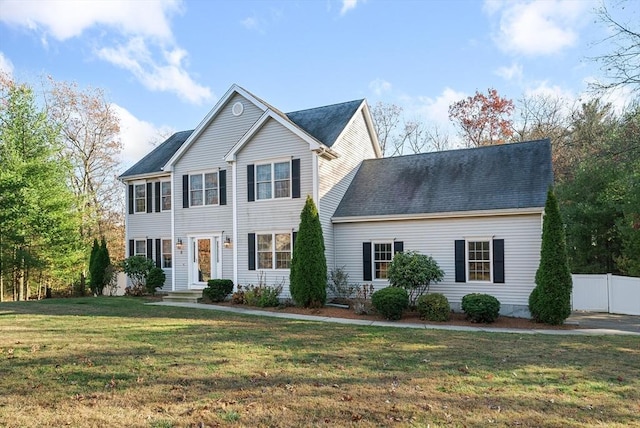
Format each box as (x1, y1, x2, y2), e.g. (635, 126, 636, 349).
(0, 74, 124, 301)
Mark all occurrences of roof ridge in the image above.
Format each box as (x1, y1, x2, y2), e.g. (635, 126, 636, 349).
(286, 98, 363, 115)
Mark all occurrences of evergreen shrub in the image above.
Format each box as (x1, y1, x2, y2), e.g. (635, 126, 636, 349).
(416, 293, 451, 321)
(203, 279, 234, 302)
(371, 287, 409, 320)
(461, 293, 500, 323)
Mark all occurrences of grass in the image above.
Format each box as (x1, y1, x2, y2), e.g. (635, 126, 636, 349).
(0, 297, 638, 428)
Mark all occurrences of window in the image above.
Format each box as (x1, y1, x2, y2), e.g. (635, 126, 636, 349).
(374, 243, 393, 279)
(257, 233, 292, 269)
(190, 172, 218, 206)
(134, 240, 147, 257)
(256, 161, 290, 200)
(161, 239, 172, 268)
(455, 239, 504, 283)
(468, 241, 491, 281)
(134, 184, 146, 213)
(161, 181, 171, 211)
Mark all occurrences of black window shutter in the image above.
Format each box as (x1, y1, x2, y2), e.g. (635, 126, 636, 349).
(247, 164, 255, 202)
(394, 241, 404, 254)
(455, 240, 466, 283)
(155, 239, 161, 268)
(146, 183, 153, 213)
(292, 231, 297, 250)
(128, 185, 134, 214)
(182, 175, 189, 208)
(292, 158, 300, 199)
(154, 182, 161, 212)
(248, 233, 256, 270)
(363, 242, 372, 281)
(219, 170, 227, 206)
(147, 239, 153, 260)
(128, 239, 134, 257)
(493, 239, 505, 283)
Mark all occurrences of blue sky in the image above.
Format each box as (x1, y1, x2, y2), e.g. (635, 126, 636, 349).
(0, 0, 636, 169)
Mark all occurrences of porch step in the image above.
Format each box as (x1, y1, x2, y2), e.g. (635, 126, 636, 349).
(163, 290, 203, 304)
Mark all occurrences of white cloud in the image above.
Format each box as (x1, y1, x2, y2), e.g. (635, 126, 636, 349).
(241, 16, 259, 31)
(112, 103, 175, 169)
(340, 0, 362, 16)
(485, 0, 592, 56)
(98, 38, 212, 105)
(0, 0, 181, 42)
(1, 0, 212, 104)
(495, 62, 523, 81)
(369, 78, 392, 96)
(0, 52, 14, 76)
(409, 87, 467, 126)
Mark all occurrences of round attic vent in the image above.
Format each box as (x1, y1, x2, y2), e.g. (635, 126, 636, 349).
(232, 101, 244, 116)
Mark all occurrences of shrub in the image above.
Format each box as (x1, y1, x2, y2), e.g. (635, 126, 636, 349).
(243, 283, 283, 307)
(121, 256, 155, 295)
(327, 266, 355, 302)
(388, 251, 444, 308)
(203, 279, 234, 302)
(145, 267, 166, 295)
(352, 283, 375, 315)
(371, 287, 409, 321)
(529, 188, 573, 325)
(290, 196, 327, 308)
(461, 293, 500, 323)
(416, 293, 451, 321)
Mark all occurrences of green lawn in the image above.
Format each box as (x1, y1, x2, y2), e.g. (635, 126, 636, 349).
(0, 297, 638, 427)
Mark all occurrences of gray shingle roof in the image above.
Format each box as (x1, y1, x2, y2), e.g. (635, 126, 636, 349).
(286, 99, 363, 147)
(119, 130, 193, 179)
(333, 139, 553, 218)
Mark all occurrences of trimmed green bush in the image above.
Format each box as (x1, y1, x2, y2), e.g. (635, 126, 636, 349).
(371, 287, 409, 321)
(290, 196, 327, 308)
(529, 188, 573, 325)
(416, 293, 451, 321)
(388, 251, 444, 308)
(461, 293, 500, 323)
(145, 267, 166, 295)
(203, 279, 234, 302)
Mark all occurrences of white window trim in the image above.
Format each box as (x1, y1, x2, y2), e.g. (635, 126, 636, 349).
(255, 159, 292, 201)
(160, 181, 172, 212)
(465, 237, 493, 283)
(189, 170, 220, 207)
(133, 182, 146, 214)
(372, 241, 394, 281)
(161, 238, 172, 269)
(134, 239, 147, 257)
(256, 231, 293, 270)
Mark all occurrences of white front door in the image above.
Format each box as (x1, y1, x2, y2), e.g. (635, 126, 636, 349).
(190, 236, 220, 288)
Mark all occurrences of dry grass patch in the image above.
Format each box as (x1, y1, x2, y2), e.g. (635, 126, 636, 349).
(0, 297, 638, 427)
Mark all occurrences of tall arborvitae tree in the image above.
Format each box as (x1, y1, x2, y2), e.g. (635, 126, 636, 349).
(289, 196, 327, 308)
(529, 188, 573, 324)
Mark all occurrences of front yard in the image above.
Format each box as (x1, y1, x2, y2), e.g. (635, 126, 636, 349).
(0, 297, 638, 427)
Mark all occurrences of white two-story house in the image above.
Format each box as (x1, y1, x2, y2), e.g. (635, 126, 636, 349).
(119, 84, 553, 317)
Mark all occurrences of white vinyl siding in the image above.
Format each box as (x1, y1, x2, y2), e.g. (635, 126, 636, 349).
(172, 93, 261, 289)
(319, 108, 379, 272)
(236, 118, 312, 295)
(334, 214, 543, 313)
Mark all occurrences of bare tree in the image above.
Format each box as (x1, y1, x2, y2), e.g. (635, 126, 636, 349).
(44, 78, 123, 257)
(590, 0, 640, 95)
(371, 102, 403, 156)
(425, 124, 452, 152)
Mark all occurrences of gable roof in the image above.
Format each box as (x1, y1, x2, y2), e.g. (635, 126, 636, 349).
(119, 130, 193, 180)
(333, 139, 553, 219)
(286, 99, 364, 147)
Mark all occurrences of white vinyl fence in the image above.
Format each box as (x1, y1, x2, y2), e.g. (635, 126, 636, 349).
(571, 274, 640, 315)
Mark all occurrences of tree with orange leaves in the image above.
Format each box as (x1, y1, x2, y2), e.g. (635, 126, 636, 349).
(448, 88, 514, 147)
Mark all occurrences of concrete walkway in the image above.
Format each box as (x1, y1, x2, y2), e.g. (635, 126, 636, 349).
(149, 301, 640, 336)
